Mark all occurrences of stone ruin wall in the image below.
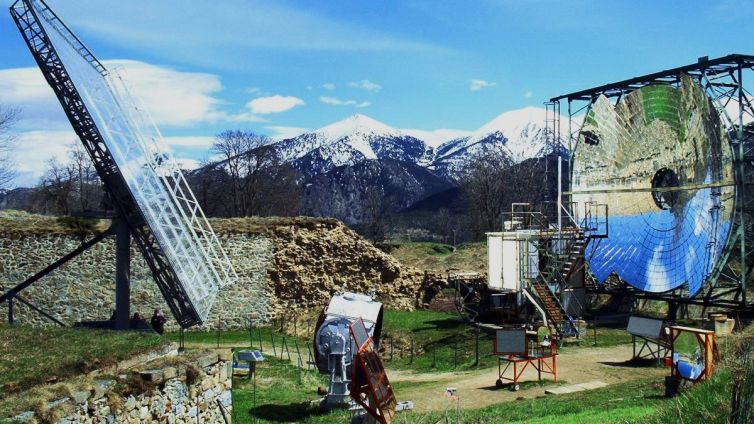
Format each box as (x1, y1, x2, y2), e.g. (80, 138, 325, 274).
(0, 215, 424, 330)
(11, 345, 232, 424)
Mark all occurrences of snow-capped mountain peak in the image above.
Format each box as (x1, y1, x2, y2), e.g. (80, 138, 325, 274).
(429, 107, 566, 180)
(315, 114, 402, 141)
(273, 114, 428, 176)
(469, 106, 552, 162)
(261, 108, 564, 183)
(472, 107, 547, 140)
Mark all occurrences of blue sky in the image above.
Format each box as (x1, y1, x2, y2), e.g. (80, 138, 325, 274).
(0, 0, 752, 186)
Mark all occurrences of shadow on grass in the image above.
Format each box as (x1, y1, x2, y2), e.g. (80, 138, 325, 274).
(479, 379, 562, 392)
(249, 401, 331, 422)
(413, 318, 465, 333)
(599, 359, 665, 368)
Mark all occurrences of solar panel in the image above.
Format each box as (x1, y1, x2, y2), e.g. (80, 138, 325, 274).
(13, 0, 237, 323)
(572, 75, 734, 296)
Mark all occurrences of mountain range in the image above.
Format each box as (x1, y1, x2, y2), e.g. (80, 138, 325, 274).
(0, 107, 566, 226)
(226, 107, 565, 224)
(274, 106, 561, 182)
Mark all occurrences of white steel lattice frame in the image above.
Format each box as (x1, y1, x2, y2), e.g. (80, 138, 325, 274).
(28, 0, 236, 321)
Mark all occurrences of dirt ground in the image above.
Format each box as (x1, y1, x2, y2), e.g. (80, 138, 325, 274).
(186, 340, 666, 413)
(389, 344, 667, 412)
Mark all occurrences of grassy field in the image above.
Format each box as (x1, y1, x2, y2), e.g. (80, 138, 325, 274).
(229, 352, 731, 424)
(0, 325, 165, 393)
(381, 310, 634, 372)
(224, 310, 746, 423)
(0, 325, 167, 422)
(389, 242, 487, 274)
(0, 314, 745, 424)
(230, 355, 662, 424)
(169, 309, 637, 375)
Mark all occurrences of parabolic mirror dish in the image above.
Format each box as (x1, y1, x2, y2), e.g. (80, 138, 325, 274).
(572, 75, 734, 296)
(21, 0, 237, 322)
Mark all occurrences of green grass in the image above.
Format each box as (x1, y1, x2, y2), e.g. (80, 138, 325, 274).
(381, 310, 636, 372)
(573, 324, 633, 349)
(229, 351, 732, 424)
(381, 310, 499, 372)
(166, 326, 314, 361)
(230, 353, 669, 424)
(390, 242, 486, 274)
(383, 309, 464, 342)
(0, 325, 165, 394)
(232, 357, 347, 424)
(399, 378, 667, 424)
(208, 317, 751, 424)
(639, 369, 732, 424)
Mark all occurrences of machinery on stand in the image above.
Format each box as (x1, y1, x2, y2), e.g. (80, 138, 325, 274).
(313, 292, 384, 407)
(2, 0, 237, 330)
(665, 326, 719, 396)
(348, 318, 397, 424)
(454, 199, 608, 342)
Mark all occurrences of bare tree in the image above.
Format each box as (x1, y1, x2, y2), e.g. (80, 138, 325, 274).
(362, 186, 392, 242)
(203, 130, 301, 217)
(237, 136, 285, 216)
(211, 130, 247, 215)
(460, 147, 513, 238)
(66, 142, 100, 210)
(432, 208, 455, 244)
(35, 158, 74, 214)
(0, 105, 19, 188)
(33, 143, 101, 214)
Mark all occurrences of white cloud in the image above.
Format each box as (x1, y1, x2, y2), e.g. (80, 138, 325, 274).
(524, 91, 533, 98)
(0, 60, 266, 128)
(174, 157, 202, 170)
(8, 130, 78, 187)
(247, 95, 305, 114)
(470, 79, 497, 91)
(322, 83, 336, 91)
(319, 96, 370, 108)
(0, 67, 69, 131)
(245, 87, 261, 94)
(7, 132, 218, 187)
(106, 60, 224, 127)
(265, 126, 310, 140)
(348, 80, 382, 92)
(402, 128, 473, 147)
(161, 136, 215, 148)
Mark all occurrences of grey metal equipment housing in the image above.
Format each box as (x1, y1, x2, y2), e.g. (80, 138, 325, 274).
(313, 292, 384, 407)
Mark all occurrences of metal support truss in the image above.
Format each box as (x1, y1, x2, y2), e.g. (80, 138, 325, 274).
(9, 0, 204, 327)
(548, 54, 754, 311)
(1, 225, 112, 325)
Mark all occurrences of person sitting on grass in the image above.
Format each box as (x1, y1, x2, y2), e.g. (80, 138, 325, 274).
(151, 309, 167, 335)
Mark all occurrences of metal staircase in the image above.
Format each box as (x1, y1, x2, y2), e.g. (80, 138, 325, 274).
(531, 279, 567, 324)
(526, 277, 578, 338)
(525, 202, 608, 338)
(560, 231, 587, 283)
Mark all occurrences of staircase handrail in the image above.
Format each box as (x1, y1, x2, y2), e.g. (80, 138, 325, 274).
(522, 284, 549, 330)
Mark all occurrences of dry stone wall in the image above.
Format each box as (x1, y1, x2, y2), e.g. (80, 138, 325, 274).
(12, 346, 232, 424)
(0, 213, 424, 329)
